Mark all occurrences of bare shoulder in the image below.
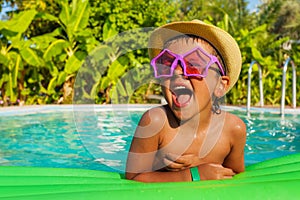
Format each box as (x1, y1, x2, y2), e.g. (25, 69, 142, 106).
(138, 106, 168, 126)
(133, 106, 169, 139)
(224, 111, 247, 140)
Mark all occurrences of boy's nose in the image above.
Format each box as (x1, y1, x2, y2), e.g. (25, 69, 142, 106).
(173, 61, 184, 75)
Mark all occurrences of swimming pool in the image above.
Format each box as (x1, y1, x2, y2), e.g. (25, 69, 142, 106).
(1, 105, 299, 173)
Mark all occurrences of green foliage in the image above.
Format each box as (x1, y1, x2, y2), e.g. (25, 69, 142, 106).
(0, 9, 39, 104)
(0, 0, 299, 107)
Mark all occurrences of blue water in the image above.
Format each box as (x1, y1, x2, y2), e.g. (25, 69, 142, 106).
(0, 105, 299, 173)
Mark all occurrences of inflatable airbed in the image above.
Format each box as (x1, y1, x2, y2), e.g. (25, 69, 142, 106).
(1, 153, 300, 200)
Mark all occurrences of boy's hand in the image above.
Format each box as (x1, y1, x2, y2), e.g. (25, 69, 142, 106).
(163, 153, 204, 171)
(198, 163, 236, 180)
(163, 153, 235, 180)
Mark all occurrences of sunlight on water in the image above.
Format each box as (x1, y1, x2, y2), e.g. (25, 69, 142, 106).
(239, 111, 300, 165)
(0, 106, 299, 172)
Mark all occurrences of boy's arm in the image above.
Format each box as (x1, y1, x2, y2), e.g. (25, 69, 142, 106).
(125, 108, 192, 182)
(222, 115, 247, 173)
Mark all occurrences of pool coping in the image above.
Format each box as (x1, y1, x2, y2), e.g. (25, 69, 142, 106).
(0, 104, 299, 116)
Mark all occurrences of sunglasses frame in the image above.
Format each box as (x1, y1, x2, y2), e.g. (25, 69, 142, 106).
(151, 47, 225, 78)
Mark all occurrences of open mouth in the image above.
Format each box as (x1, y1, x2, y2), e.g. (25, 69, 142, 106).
(171, 85, 193, 108)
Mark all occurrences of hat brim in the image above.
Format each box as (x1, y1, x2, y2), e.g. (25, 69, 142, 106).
(148, 20, 242, 93)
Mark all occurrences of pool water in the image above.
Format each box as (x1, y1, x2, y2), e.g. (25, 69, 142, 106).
(1, 105, 299, 173)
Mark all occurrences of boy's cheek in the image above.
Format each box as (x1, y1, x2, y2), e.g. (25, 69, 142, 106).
(191, 80, 212, 96)
(160, 82, 171, 96)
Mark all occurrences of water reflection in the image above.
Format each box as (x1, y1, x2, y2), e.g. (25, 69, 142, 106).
(1, 111, 109, 170)
(76, 110, 142, 172)
(241, 111, 300, 165)
(1, 107, 299, 172)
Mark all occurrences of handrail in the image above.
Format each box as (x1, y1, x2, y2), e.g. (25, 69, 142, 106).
(280, 57, 297, 116)
(247, 61, 264, 113)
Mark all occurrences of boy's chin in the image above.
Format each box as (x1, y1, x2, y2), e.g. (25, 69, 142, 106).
(171, 105, 199, 122)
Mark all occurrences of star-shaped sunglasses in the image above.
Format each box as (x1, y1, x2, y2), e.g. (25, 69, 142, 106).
(151, 47, 225, 78)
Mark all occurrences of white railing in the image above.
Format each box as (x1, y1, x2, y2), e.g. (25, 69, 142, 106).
(247, 60, 264, 113)
(280, 57, 297, 116)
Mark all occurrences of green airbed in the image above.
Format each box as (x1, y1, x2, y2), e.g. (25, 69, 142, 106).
(1, 153, 300, 199)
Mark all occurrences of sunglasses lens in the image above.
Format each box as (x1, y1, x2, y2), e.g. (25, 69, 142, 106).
(154, 51, 176, 77)
(184, 49, 210, 75)
(152, 48, 220, 78)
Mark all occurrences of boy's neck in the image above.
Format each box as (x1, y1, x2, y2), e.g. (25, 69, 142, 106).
(179, 106, 214, 131)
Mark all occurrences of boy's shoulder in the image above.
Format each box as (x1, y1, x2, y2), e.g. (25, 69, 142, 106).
(138, 105, 168, 126)
(223, 111, 247, 139)
(224, 111, 245, 124)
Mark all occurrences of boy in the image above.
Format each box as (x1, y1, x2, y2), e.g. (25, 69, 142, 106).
(125, 20, 246, 182)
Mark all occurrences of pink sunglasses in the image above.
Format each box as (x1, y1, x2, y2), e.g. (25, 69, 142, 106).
(151, 47, 225, 78)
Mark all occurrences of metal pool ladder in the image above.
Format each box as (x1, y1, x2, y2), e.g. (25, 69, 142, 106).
(280, 56, 297, 116)
(247, 60, 264, 113)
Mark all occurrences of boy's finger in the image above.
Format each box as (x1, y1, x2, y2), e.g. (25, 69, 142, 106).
(223, 167, 236, 176)
(223, 175, 233, 179)
(166, 153, 191, 166)
(176, 157, 192, 166)
(165, 153, 180, 161)
(163, 158, 184, 169)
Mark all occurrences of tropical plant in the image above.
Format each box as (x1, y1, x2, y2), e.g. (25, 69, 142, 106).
(0, 9, 43, 105)
(0, 0, 299, 107)
(74, 0, 179, 104)
(256, 0, 300, 107)
(36, 0, 97, 103)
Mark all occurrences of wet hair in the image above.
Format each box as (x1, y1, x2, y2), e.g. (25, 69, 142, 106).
(212, 98, 222, 114)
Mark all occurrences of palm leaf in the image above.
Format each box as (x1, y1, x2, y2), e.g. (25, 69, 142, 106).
(69, 0, 90, 33)
(20, 47, 43, 67)
(6, 9, 37, 33)
(43, 39, 69, 61)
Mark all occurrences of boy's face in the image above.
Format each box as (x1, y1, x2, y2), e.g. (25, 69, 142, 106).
(159, 38, 227, 121)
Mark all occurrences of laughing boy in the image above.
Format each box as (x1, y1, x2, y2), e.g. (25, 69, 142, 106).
(126, 20, 246, 182)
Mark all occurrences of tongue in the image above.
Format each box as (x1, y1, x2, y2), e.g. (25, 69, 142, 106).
(176, 94, 191, 105)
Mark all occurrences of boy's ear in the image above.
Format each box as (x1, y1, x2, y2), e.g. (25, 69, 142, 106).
(214, 76, 230, 97)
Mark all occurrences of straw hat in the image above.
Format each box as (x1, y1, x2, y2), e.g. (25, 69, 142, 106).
(148, 20, 242, 93)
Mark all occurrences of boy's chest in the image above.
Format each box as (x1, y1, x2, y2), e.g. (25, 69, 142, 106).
(157, 127, 231, 163)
